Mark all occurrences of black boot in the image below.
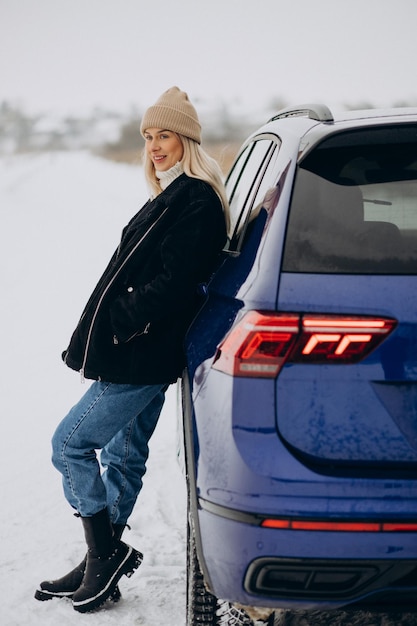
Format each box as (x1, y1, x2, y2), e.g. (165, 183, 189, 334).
(35, 557, 88, 602)
(34, 521, 126, 602)
(72, 509, 142, 613)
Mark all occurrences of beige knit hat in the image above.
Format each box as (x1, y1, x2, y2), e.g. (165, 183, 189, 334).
(140, 86, 201, 144)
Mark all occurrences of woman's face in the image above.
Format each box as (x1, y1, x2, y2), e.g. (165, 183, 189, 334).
(144, 128, 184, 172)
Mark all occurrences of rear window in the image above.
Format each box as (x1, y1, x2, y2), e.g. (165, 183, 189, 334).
(282, 124, 417, 274)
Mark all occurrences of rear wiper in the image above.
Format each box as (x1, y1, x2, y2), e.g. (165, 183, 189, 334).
(363, 198, 392, 206)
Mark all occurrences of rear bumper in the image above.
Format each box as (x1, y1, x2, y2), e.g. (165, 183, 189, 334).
(245, 556, 417, 608)
(197, 503, 417, 611)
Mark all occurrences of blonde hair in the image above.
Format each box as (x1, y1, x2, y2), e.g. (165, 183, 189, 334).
(143, 135, 230, 232)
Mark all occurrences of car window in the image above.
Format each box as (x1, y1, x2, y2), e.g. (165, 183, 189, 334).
(226, 137, 281, 248)
(282, 124, 417, 274)
(225, 143, 254, 206)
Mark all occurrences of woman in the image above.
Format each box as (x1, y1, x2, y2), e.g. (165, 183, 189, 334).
(35, 86, 229, 613)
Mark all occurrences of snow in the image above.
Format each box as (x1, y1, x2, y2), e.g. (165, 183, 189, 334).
(0, 152, 186, 625)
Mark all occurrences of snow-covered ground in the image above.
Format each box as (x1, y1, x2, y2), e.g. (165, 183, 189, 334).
(2, 152, 416, 626)
(0, 152, 186, 625)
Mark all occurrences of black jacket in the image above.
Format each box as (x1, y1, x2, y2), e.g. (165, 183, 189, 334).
(63, 174, 227, 384)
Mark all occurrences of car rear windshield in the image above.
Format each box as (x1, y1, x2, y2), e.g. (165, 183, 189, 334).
(282, 124, 417, 274)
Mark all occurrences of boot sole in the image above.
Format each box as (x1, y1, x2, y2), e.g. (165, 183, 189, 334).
(34, 584, 122, 603)
(35, 589, 74, 601)
(72, 546, 142, 613)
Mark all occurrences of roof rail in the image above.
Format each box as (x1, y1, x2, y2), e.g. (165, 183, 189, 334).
(269, 103, 334, 123)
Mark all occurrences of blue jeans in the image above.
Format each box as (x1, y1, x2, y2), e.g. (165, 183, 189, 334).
(52, 381, 168, 524)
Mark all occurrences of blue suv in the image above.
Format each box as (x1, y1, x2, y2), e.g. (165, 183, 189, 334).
(181, 104, 417, 625)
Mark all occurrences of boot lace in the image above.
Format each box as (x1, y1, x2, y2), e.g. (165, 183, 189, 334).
(216, 601, 254, 625)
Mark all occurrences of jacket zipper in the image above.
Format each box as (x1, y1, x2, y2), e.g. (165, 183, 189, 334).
(79, 206, 169, 382)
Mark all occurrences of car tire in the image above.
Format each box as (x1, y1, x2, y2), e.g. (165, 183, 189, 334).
(186, 508, 278, 625)
(186, 513, 218, 624)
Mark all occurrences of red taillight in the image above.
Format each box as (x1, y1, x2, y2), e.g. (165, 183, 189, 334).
(260, 518, 417, 532)
(296, 316, 395, 363)
(212, 311, 299, 377)
(212, 311, 396, 378)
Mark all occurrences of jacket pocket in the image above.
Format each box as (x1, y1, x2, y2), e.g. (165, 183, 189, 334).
(113, 322, 150, 345)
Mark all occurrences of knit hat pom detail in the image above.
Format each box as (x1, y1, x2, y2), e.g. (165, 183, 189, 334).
(140, 86, 201, 144)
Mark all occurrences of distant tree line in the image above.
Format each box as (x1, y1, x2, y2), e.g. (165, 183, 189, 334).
(0, 100, 256, 157)
(1, 97, 416, 170)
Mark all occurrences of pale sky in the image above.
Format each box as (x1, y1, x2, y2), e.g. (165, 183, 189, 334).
(1, 0, 416, 117)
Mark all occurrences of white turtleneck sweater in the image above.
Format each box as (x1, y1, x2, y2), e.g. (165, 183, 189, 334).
(156, 162, 184, 191)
